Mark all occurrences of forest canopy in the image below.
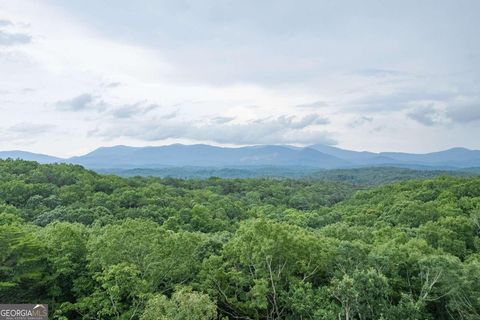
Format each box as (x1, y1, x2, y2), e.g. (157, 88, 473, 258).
(1, 159, 480, 319)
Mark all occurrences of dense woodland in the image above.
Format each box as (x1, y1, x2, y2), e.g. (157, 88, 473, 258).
(1, 159, 480, 319)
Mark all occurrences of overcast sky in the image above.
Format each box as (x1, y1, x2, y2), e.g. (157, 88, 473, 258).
(1, 0, 479, 157)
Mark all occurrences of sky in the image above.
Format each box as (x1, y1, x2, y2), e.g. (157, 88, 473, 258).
(0, 0, 479, 157)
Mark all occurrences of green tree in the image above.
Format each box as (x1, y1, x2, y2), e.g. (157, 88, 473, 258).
(141, 288, 217, 320)
(0, 223, 46, 302)
(201, 218, 337, 319)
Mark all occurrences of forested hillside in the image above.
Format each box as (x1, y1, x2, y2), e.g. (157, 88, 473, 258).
(99, 165, 476, 182)
(1, 159, 480, 319)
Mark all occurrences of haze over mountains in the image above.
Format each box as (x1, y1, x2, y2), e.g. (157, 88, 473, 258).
(1, 144, 480, 170)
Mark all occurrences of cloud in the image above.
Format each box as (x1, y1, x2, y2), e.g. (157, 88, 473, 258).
(36, 0, 480, 89)
(0, 30, 31, 46)
(93, 113, 335, 145)
(352, 68, 405, 78)
(0, 123, 56, 144)
(352, 89, 455, 113)
(296, 100, 329, 109)
(160, 110, 179, 120)
(446, 100, 480, 123)
(0, 20, 13, 27)
(9, 122, 55, 135)
(212, 116, 236, 124)
(103, 82, 121, 88)
(105, 82, 122, 88)
(56, 93, 161, 118)
(277, 113, 329, 129)
(110, 105, 139, 118)
(56, 93, 97, 111)
(110, 103, 159, 119)
(407, 105, 438, 126)
(349, 116, 373, 128)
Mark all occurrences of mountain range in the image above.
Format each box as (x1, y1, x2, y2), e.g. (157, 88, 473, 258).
(1, 144, 480, 170)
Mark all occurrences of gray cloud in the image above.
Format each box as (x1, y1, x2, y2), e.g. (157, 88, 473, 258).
(160, 110, 179, 120)
(446, 101, 480, 123)
(104, 82, 121, 88)
(296, 100, 328, 109)
(407, 105, 438, 126)
(111, 103, 158, 118)
(56, 93, 161, 118)
(0, 30, 31, 46)
(48, 1, 477, 89)
(277, 113, 329, 129)
(111, 105, 139, 118)
(0, 20, 13, 27)
(56, 93, 97, 111)
(212, 116, 236, 124)
(93, 113, 335, 145)
(349, 116, 373, 128)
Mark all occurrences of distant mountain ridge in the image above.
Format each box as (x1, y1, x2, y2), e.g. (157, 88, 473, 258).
(308, 145, 480, 168)
(68, 144, 350, 168)
(1, 144, 480, 169)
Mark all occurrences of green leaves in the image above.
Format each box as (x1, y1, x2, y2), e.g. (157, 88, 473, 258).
(87, 219, 205, 291)
(141, 288, 216, 320)
(73, 263, 148, 320)
(331, 269, 391, 320)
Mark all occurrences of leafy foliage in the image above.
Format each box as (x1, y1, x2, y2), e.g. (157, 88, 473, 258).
(1, 159, 480, 319)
